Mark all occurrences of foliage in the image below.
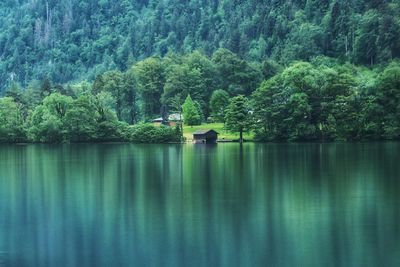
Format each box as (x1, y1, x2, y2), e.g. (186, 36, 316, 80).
(127, 124, 181, 143)
(133, 57, 165, 120)
(182, 95, 201, 126)
(0, 46, 399, 143)
(0, 97, 26, 142)
(1, 0, 399, 92)
(209, 89, 230, 122)
(224, 95, 251, 142)
(252, 61, 400, 142)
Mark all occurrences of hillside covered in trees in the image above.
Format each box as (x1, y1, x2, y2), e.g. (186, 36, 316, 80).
(0, 0, 399, 91)
(0, 0, 400, 143)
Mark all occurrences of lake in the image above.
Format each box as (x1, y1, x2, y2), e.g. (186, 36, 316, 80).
(0, 143, 399, 267)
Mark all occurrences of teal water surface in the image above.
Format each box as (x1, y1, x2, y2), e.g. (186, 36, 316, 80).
(0, 143, 399, 267)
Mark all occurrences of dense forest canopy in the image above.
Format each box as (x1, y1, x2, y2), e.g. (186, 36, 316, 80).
(0, 0, 400, 91)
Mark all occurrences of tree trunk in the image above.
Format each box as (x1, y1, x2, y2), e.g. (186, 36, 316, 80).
(239, 129, 243, 143)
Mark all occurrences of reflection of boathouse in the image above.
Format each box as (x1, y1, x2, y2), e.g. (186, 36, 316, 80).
(193, 130, 219, 144)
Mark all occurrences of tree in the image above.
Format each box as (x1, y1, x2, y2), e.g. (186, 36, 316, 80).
(169, 93, 184, 139)
(212, 48, 262, 95)
(285, 93, 315, 141)
(209, 89, 230, 122)
(354, 11, 379, 65)
(5, 82, 25, 105)
(0, 97, 26, 142)
(281, 21, 324, 62)
(27, 93, 73, 143)
(224, 95, 250, 143)
(376, 62, 400, 139)
(92, 70, 125, 120)
(262, 59, 282, 80)
(251, 75, 295, 141)
(182, 95, 201, 126)
(162, 63, 205, 108)
(42, 93, 73, 119)
(27, 106, 65, 143)
(93, 91, 118, 122)
(134, 57, 165, 120)
(40, 77, 53, 98)
(123, 70, 140, 124)
(63, 96, 99, 142)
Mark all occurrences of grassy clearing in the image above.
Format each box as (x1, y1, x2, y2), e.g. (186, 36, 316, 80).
(183, 123, 254, 141)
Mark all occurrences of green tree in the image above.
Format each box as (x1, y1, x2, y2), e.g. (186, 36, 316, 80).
(64, 96, 99, 142)
(162, 63, 205, 108)
(212, 48, 262, 95)
(42, 93, 73, 119)
(209, 89, 230, 122)
(0, 97, 26, 142)
(262, 59, 282, 80)
(376, 62, 400, 139)
(252, 77, 293, 141)
(169, 93, 184, 139)
(40, 77, 53, 98)
(285, 93, 315, 141)
(134, 57, 165, 120)
(354, 11, 379, 65)
(123, 70, 140, 124)
(27, 93, 73, 142)
(182, 95, 201, 126)
(224, 95, 250, 143)
(92, 70, 125, 120)
(27, 106, 65, 143)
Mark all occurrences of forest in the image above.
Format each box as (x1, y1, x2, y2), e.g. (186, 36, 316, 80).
(0, 0, 399, 90)
(1, 48, 400, 143)
(0, 0, 399, 143)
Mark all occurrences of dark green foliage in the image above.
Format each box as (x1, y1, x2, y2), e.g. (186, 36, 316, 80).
(252, 61, 400, 142)
(376, 62, 400, 139)
(0, 97, 26, 142)
(134, 57, 165, 120)
(0, 43, 399, 143)
(162, 51, 217, 116)
(127, 124, 181, 143)
(26, 93, 128, 143)
(212, 48, 262, 95)
(63, 96, 99, 142)
(182, 95, 202, 126)
(210, 89, 230, 122)
(225, 95, 251, 143)
(92, 70, 139, 123)
(1, 0, 398, 93)
(262, 60, 283, 80)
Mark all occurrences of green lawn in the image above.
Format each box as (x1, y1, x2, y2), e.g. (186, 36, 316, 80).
(183, 123, 254, 141)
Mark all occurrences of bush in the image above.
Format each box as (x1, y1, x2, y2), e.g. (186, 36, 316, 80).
(127, 124, 181, 143)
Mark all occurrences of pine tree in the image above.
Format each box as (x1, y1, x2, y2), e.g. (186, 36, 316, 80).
(182, 95, 201, 126)
(224, 95, 250, 143)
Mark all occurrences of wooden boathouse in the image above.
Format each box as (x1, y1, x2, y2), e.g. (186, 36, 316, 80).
(193, 129, 219, 144)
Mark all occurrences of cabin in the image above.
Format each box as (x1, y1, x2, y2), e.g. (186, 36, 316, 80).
(193, 129, 219, 144)
(168, 113, 183, 127)
(152, 113, 183, 127)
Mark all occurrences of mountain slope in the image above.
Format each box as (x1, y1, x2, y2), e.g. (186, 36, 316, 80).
(0, 0, 399, 91)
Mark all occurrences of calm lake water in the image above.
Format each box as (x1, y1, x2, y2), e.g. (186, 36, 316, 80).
(0, 143, 399, 267)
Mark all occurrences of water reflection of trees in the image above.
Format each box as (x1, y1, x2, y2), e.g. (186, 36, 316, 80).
(0, 143, 399, 266)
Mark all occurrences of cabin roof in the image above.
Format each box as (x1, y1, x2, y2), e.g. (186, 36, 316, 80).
(152, 113, 183, 122)
(193, 129, 219, 135)
(168, 113, 183, 121)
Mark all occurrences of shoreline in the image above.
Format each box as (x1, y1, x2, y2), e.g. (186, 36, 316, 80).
(2, 139, 399, 146)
